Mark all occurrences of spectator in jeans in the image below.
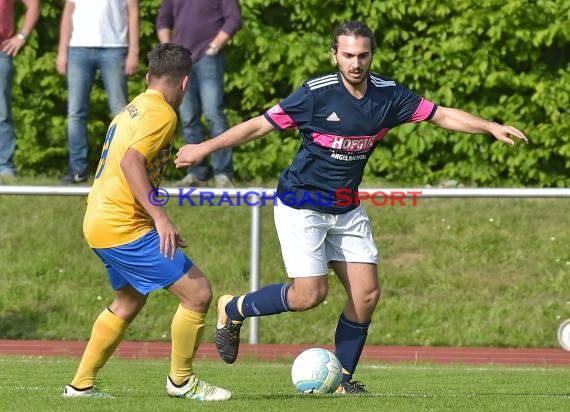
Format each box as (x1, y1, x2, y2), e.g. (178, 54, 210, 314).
(56, 0, 139, 184)
(0, 0, 40, 180)
(156, 0, 241, 188)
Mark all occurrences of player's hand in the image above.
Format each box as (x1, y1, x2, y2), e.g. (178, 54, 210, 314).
(489, 123, 529, 146)
(174, 144, 206, 168)
(154, 215, 182, 259)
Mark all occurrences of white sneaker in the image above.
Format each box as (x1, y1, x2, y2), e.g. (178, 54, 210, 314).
(63, 384, 114, 398)
(176, 173, 208, 187)
(166, 375, 232, 401)
(214, 174, 234, 188)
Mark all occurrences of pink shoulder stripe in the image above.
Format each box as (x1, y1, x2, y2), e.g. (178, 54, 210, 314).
(265, 104, 297, 129)
(410, 98, 435, 122)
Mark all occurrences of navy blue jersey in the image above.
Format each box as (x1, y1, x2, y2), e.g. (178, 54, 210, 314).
(264, 72, 437, 214)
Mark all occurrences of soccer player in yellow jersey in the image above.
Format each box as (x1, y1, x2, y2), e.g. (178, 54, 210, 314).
(63, 43, 231, 401)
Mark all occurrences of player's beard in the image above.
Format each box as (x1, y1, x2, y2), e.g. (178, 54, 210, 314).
(340, 67, 369, 87)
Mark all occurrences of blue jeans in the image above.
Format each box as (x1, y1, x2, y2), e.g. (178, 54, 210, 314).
(179, 53, 232, 179)
(67, 47, 128, 174)
(0, 52, 15, 175)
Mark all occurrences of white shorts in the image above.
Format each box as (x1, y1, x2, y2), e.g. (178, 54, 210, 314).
(273, 201, 378, 277)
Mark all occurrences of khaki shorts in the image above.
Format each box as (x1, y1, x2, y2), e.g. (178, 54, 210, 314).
(273, 200, 378, 277)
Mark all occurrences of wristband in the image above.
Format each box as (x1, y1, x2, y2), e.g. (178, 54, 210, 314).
(207, 43, 219, 54)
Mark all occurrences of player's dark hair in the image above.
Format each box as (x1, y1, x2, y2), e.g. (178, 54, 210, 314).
(332, 21, 377, 54)
(147, 43, 193, 79)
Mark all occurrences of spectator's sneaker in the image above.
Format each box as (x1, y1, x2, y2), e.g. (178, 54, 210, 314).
(334, 381, 369, 395)
(176, 173, 208, 187)
(214, 174, 234, 188)
(166, 375, 231, 401)
(215, 294, 242, 364)
(63, 384, 114, 398)
(60, 171, 88, 184)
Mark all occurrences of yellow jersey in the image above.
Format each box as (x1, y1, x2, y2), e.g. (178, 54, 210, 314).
(83, 89, 177, 248)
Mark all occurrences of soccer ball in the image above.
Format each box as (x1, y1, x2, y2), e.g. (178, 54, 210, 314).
(291, 348, 343, 394)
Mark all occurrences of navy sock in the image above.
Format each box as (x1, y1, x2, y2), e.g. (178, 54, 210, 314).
(225, 283, 292, 322)
(334, 313, 370, 382)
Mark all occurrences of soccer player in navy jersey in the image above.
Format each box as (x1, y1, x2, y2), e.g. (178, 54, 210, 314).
(175, 21, 528, 394)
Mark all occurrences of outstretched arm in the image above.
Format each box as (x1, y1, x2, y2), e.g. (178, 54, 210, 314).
(175, 115, 275, 168)
(430, 106, 528, 145)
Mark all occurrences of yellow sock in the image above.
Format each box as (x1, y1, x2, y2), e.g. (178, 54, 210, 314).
(70, 308, 129, 389)
(169, 304, 206, 385)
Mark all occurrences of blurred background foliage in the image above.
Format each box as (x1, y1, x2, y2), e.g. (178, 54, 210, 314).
(10, 0, 570, 186)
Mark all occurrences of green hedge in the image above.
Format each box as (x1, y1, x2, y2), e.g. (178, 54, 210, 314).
(11, 0, 570, 185)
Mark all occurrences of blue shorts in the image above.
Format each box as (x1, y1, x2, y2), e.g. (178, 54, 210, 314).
(93, 230, 193, 295)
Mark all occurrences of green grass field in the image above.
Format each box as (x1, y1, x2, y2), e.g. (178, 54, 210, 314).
(1, 356, 570, 411)
(1, 177, 570, 348)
